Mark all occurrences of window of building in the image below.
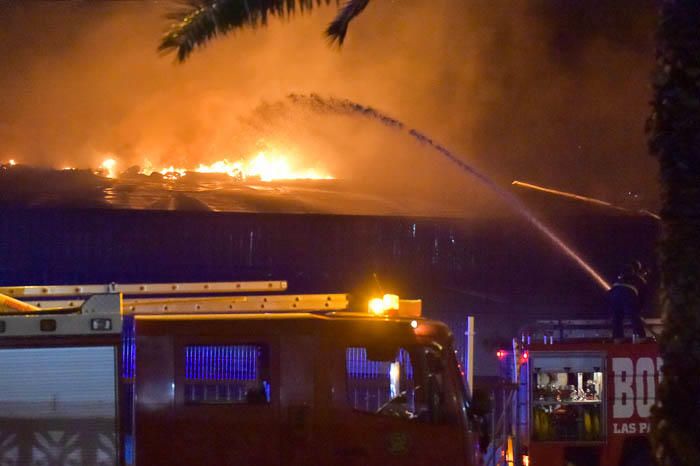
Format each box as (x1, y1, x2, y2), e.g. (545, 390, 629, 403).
(530, 354, 605, 441)
(345, 344, 456, 423)
(184, 345, 270, 405)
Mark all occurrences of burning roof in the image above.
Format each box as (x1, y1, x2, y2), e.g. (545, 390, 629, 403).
(0, 158, 467, 216)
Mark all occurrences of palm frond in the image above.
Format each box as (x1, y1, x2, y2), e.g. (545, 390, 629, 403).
(325, 0, 370, 45)
(160, 0, 373, 62)
(159, 0, 350, 62)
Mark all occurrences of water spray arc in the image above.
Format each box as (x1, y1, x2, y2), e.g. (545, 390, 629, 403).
(512, 180, 661, 221)
(287, 94, 611, 291)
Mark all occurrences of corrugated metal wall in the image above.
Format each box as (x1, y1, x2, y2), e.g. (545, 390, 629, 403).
(0, 207, 658, 376)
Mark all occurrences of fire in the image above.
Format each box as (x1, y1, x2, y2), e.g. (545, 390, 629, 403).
(137, 151, 333, 182)
(9, 152, 333, 182)
(195, 160, 244, 179)
(194, 152, 332, 182)
(99, 158, 118, 178)
(243, 152, 327, 182)
(93, 150, 333, 182)
(158, 166, 187, 181)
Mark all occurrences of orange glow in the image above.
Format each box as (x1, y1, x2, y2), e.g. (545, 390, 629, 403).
(98, 158, 118, 178)
(513, 180, 660, 221)
(368, 298, 385, 316)
(158, 166, 187, 180)
(368, 294, 404, 317)
(513, 180, 615, 208)
(139, 159, 155, 176)
(132, 151, 333, 182)
(92, 151, 333, 182)
(0, 292, 39, 312)
(382, 294, 399, 311)
(506, 436, 514, 464)
(195, 159, 244, 178)
(8, 159, 16, 166)
(195, 151, 333, 182)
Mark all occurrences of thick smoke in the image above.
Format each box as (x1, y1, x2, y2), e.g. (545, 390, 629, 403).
(0, 0, 657, 212)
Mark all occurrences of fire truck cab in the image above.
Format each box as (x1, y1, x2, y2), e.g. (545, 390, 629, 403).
(0, 281, 479, 466)
(491, 319, 662, 466)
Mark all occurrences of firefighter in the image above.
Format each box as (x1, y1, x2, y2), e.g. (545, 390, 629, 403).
(609, 262, 648, 342)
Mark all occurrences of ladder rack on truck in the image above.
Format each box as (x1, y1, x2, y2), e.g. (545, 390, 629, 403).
(0, 280, 289, 298)
(0, 280, 352, 336)
(0, 280, 285, 313)
(1, 279, 350, 312)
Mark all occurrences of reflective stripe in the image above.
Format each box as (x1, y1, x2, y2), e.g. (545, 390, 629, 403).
(612, 283, 639, 295)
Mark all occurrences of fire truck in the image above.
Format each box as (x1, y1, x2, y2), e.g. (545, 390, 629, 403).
(488, 319, 662, 466)
(0, 281, 479, 466)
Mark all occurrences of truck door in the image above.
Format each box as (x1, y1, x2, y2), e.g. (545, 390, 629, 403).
(330, 337, 468, 466)
(279, 333, 318, 465)
(135, 318, 281, 466)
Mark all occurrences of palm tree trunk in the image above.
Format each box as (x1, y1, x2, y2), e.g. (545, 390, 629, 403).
(649, 1, 700, 465)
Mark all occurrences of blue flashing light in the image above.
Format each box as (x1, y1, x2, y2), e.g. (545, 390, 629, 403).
(121, 316, 135, 380)
(124, 435, 135, 466)
(185, 345, 261, 381)
(263, 380, 271, 403)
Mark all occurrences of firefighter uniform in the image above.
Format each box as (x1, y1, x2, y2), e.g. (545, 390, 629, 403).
(609, 266, 647, 340)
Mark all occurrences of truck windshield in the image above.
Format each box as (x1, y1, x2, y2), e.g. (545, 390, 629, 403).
(345, 344, 459, 424)
(530, 353, 605, 441)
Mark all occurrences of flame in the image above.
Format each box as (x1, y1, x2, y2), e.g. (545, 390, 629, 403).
(94, 150, 333, 182)
(8, 159, 16, 166)
(137, 151, 333, 182)
(140, 159, 155, 176)
(99, 158, 118, 178)
(195, 160, 244, 179)
(194, 151, 332, 182)
(159, 166, 187, 180)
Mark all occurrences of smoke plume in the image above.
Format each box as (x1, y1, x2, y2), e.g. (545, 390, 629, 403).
(0, 0, 658, 213)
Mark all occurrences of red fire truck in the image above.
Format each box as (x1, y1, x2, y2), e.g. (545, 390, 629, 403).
(490, 319, 662, 466)
(0, 281, 480, 466)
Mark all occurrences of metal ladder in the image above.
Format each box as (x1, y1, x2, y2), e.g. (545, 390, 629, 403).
(0, 280, 350, 314)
